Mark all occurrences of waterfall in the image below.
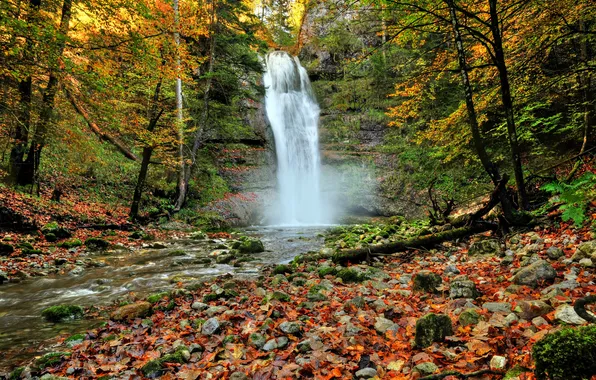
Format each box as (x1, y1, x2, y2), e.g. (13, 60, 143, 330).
(263, 51, 331, 225)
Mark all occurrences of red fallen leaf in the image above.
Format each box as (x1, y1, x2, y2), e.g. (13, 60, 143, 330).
(466, 339, 492, 356)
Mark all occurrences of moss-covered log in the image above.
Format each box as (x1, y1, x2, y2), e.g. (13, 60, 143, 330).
(332, 222, 497, 264)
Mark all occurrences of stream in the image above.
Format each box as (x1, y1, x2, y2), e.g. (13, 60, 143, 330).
(0, 226, 328, 371)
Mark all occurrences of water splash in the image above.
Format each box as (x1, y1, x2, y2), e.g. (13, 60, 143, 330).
(263, 51, 332, 225)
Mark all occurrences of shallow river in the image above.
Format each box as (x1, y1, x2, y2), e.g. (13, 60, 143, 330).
(0, 226, 328, 371)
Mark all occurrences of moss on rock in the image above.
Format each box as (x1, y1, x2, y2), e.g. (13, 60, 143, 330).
(41, 305, 84, 322)
(533, 325, 596, 380)
(58, 239, 83, 249)
(414, 313, 453, 348)
(85, 237, 110, 249)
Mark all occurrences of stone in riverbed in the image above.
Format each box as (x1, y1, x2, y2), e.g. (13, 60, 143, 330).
(111, 301, 151, 321)
(42, 305, 84, 322)
(415, 313, 453, 348)
(546, 246, 564, 260)
(238, 238, 265, 253)
(468, 239, 501, 256)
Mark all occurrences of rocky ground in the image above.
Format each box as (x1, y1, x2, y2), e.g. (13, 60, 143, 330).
(6, 217, 596, 379)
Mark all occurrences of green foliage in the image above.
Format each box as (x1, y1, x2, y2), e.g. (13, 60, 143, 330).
(542, 173, 596, 227)
(532, 325, 596, 380)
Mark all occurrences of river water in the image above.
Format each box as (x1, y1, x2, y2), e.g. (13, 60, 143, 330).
(0, 226, 327, 371)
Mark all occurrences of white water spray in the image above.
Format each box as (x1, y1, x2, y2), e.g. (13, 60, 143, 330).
(264, 51, 332, 225)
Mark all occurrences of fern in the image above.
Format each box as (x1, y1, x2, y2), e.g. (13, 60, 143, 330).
(542, 173, 596, 227)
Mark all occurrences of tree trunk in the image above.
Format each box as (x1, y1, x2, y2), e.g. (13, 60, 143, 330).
(332, 222, 497, 265)
(173, 0, 187, 211)
(174, 0, 217, 211)
(445, 0, 501, 186)
(9, 0, 39, 182)
(488, 0, 528, 209)
(130, 81, 163, 221)
(17, 0, 73, 186)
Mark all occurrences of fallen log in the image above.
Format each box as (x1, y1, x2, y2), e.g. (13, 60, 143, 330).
(332, 222, 497, 265)
(448, 174, 508, 228)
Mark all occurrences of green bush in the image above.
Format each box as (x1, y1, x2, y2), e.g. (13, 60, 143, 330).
(542, 173, 596, 227)
(532, 325, 596, 380)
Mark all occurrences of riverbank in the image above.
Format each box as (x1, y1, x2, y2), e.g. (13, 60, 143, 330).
(5, 216, 596, 379)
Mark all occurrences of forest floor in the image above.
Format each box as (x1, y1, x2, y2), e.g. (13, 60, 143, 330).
(2, 199, 595, 379)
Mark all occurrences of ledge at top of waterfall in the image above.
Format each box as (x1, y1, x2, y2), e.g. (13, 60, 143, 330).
(263, 51, 335, 226)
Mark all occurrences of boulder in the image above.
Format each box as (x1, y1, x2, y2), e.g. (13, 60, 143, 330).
(483, 302, 512, 313)
(554, 304, 587, 325)
(374, 317, 398, 334)
(42, 305, 84, 322)
(449, 276, 480, 299)
(279, 321, 301, 334)
(413, 362, 439, 376)
(355, 367, 378, 378)
(468, 239, 501, 256)
(458, 309, 482, 327)
(238, 238, 265, 253)
(413, 271, 442, 293)
(512, 260, 556, 288)
(201, 317, 221, 335)
(415, 313, 453, 348)
(546, 246, 564, 260)
(111, 302, 151, 321)
(514, 300, 553, 320)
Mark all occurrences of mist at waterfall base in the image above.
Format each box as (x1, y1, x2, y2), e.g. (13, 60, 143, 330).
(263, 51, 335, 226)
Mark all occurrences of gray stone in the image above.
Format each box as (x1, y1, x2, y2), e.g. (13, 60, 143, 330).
(355, 367, 378, 378)
(191, 301, 209, 311)
(413, 270, 442, 293)
(374, 317, 398, 334)
(520, 254, 541, 267)
(532, 316, 549, 327)
(483, 302, 512, 313)
(490, 356, 507, 370)
(262, 336, 289, 351)
(205, 306, 228, 317)
(546, 246, 564, 260)
(279, 321, 301, 334)
(413, 362, 439, 375)
(554, 304, 587, 325)
(449, 276, 479, 299)
(504, 313, 519, 326)
(444, 265, 460, 276)
(201, 317, 220, 335)
(514, 300, 552, 320)
(468, 239, 501, 256)
(249, 333, 266, 348)
(579, 258, 594, 267)
(230, 372, 249, 380)
(415, 313, 453, 348)
(512, 260, 556, 288)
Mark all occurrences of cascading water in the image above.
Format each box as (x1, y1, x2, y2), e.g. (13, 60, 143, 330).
(264, 51, 332, 225)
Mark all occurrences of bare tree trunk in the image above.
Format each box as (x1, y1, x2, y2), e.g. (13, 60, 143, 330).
(130, 81, 163, 221)
(488, 0, 528, 209)
(445, 0, 501, 186)
(175, 0, 217, 210)
(173, 0, 187, 211)
(17, 0, 73, 186)
(9, 0, 39, 182)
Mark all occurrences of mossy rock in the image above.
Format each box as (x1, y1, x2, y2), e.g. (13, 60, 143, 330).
(533, 325, 596, 380)
(215, 253, 234, 264)
(413, 271, 442, 293)
(8, 367, 25, 380)
(41, 222, 71, 239)
(336, 268, 366, 283)
(65, 333, 85, 347)
(318, 266, 338, 277)
(271, 291, 290, 302)
(414, 313, 453, 348)
(458, 308, 482, 327)
(58, 239, 83, 249)
(146, 292, 169, 304)
(22, 248, 44, 255)
(0, 242, 15, 255)
(110, 301, 152, 321)
(272, 264, 293, 275)
(85, 237, 110, 249)
(17, 242, 34, 250)
(141, 345, 190, 376)
(41, 305, 84, 322)
(44, 233, 58, 242)
(36, 352, 71, 369)
(238, 239, 265, 253)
